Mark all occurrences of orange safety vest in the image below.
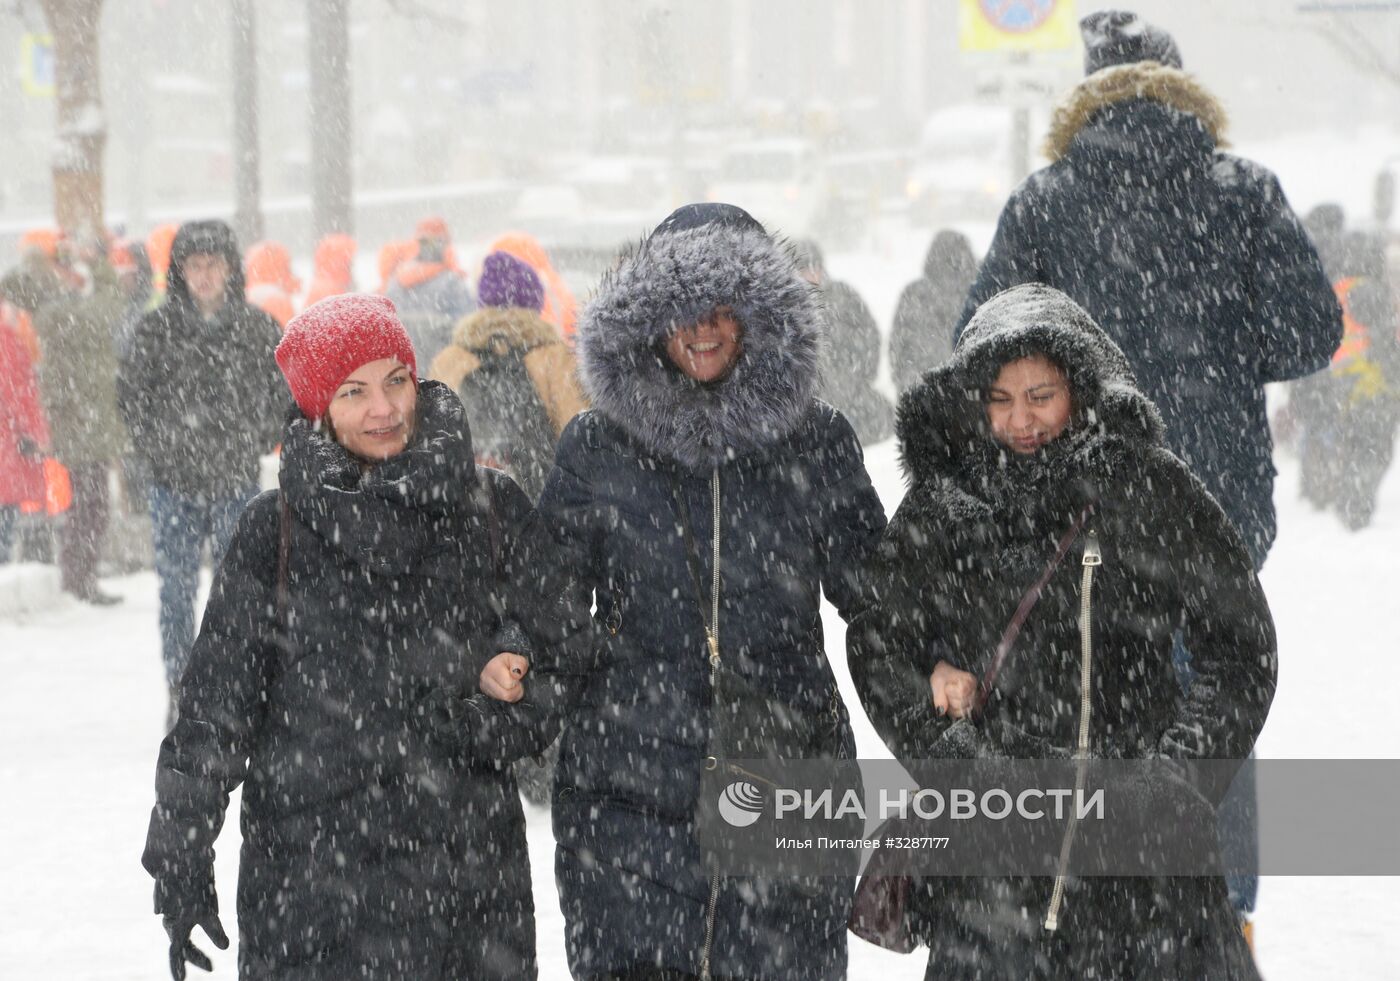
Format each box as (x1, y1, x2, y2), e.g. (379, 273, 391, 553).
(1331, 276, 1372, 367)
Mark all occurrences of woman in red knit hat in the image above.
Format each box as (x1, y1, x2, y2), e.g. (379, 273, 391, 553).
(142, 293, 586, 979)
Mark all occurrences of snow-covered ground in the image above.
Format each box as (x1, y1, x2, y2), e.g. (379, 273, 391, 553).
(3, 239, 1397, 978)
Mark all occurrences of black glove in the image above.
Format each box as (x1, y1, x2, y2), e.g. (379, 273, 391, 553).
(162, 911, 229, 980)
(16, 436, 41, 460)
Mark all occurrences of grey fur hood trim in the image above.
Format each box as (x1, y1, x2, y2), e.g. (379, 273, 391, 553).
(577, 220, 822, 470)
(1044, 60, 1229, 161)
(897, 284, 1165, 501)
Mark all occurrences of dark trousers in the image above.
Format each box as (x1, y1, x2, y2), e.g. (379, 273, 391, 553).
(59, 462, 111, 594)
(148, 483, 256, 688)
(0, 504, 14, 563)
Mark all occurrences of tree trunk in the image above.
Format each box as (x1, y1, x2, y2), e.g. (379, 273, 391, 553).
(40, 0, 107, 238)
(231, 0, 263, 245)
(308, 0, 353, 237)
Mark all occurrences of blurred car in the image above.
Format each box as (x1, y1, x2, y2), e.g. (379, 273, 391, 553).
(705, 139, 837, 238)
(821, 148, 911, 245)
(905, 104, 1049, 226)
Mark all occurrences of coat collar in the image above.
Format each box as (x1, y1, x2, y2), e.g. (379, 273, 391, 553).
(278, 380, 485, 578)
(452, 305, 559, 354)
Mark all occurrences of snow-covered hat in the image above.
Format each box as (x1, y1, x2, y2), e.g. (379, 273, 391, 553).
(276, 293, 418, 420)
(1081, 9, 1182, 76)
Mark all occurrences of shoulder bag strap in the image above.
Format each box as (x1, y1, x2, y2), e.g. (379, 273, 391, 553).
(975, 499, 1097, 714)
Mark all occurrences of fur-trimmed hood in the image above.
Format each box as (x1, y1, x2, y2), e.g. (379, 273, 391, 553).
(577, 213, 822, 471)
(897, 284, 1165, 514)
(1043, 60, 1229, 162)
(452, 305, 560, 354)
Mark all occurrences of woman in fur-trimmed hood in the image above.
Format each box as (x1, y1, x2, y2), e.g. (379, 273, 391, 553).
(849, 284, 1275, 979)
(538, 203, 887, 980)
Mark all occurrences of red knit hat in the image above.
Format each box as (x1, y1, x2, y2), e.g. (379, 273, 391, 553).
(276, 294, 418, 420)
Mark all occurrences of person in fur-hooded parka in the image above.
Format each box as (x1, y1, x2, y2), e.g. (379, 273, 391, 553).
(849, 284, 1275, 979)
(538, 203, 887, 981)
(956, 11, 1340, 566)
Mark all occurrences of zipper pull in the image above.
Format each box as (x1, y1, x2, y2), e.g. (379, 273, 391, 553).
(706, 632, 720, 666)
(1082, 530, 1101, 567)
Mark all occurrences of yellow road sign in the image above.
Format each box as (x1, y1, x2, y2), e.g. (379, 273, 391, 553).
(21, 33, 55, 98)
(960, 0, 1078, 52)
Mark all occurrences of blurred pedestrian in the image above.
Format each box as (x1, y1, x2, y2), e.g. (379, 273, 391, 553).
(489, 231, 579, 341)
(794, 238, 895, 446)
(1296, 225, 1400, 528)
(303, 232, 357, 307)
(117, 219, 285, 711)
(429, 249, 586, 503)
(32, 235, 129, 604)
(146, 223, 180, 299)
(386, 216, 474, 362)
(244, 239, 301, 330)
(889, 229, 977, 393)
(376, 238, 417, 293)
(0, 313, 48, 563)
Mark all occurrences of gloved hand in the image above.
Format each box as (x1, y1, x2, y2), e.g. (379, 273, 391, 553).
(163, 912, 229, 980)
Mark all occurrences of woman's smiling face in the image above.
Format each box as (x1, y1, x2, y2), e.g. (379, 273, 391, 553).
(985, 354, 1073, 454)
(665, 307, 744, 383)
(325, 358, 417, 461)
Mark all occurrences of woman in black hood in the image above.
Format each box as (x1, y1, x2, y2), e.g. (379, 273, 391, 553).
(539, 204, 887, 980)
(142, 294, 585, 980)
(848, 284, 1275, 978)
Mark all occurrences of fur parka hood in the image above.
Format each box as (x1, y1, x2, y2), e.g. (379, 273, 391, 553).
(1044, 60, 1229, 162)
(897, 284, 1166, 518)
(577, 206, 822, 471)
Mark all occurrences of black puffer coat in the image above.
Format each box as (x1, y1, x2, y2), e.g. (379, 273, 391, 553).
(118, 220, 285, 497)
(539, 205, 887, 980)
(958, 62, 1341, 562)
(142, 382, 582, 979)
(850, 285, 1275, 979)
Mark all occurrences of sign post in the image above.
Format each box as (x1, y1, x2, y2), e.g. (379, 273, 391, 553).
(959, 1, 1077, 185)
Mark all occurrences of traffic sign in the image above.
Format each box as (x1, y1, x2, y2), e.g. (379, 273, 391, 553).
(21, 33, 54, 98)
(960, 0, 1078, 52)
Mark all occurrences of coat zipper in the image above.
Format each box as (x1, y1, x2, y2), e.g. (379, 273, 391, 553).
(1044, 529, 1100, 932)
(700, 466, 722, 981)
